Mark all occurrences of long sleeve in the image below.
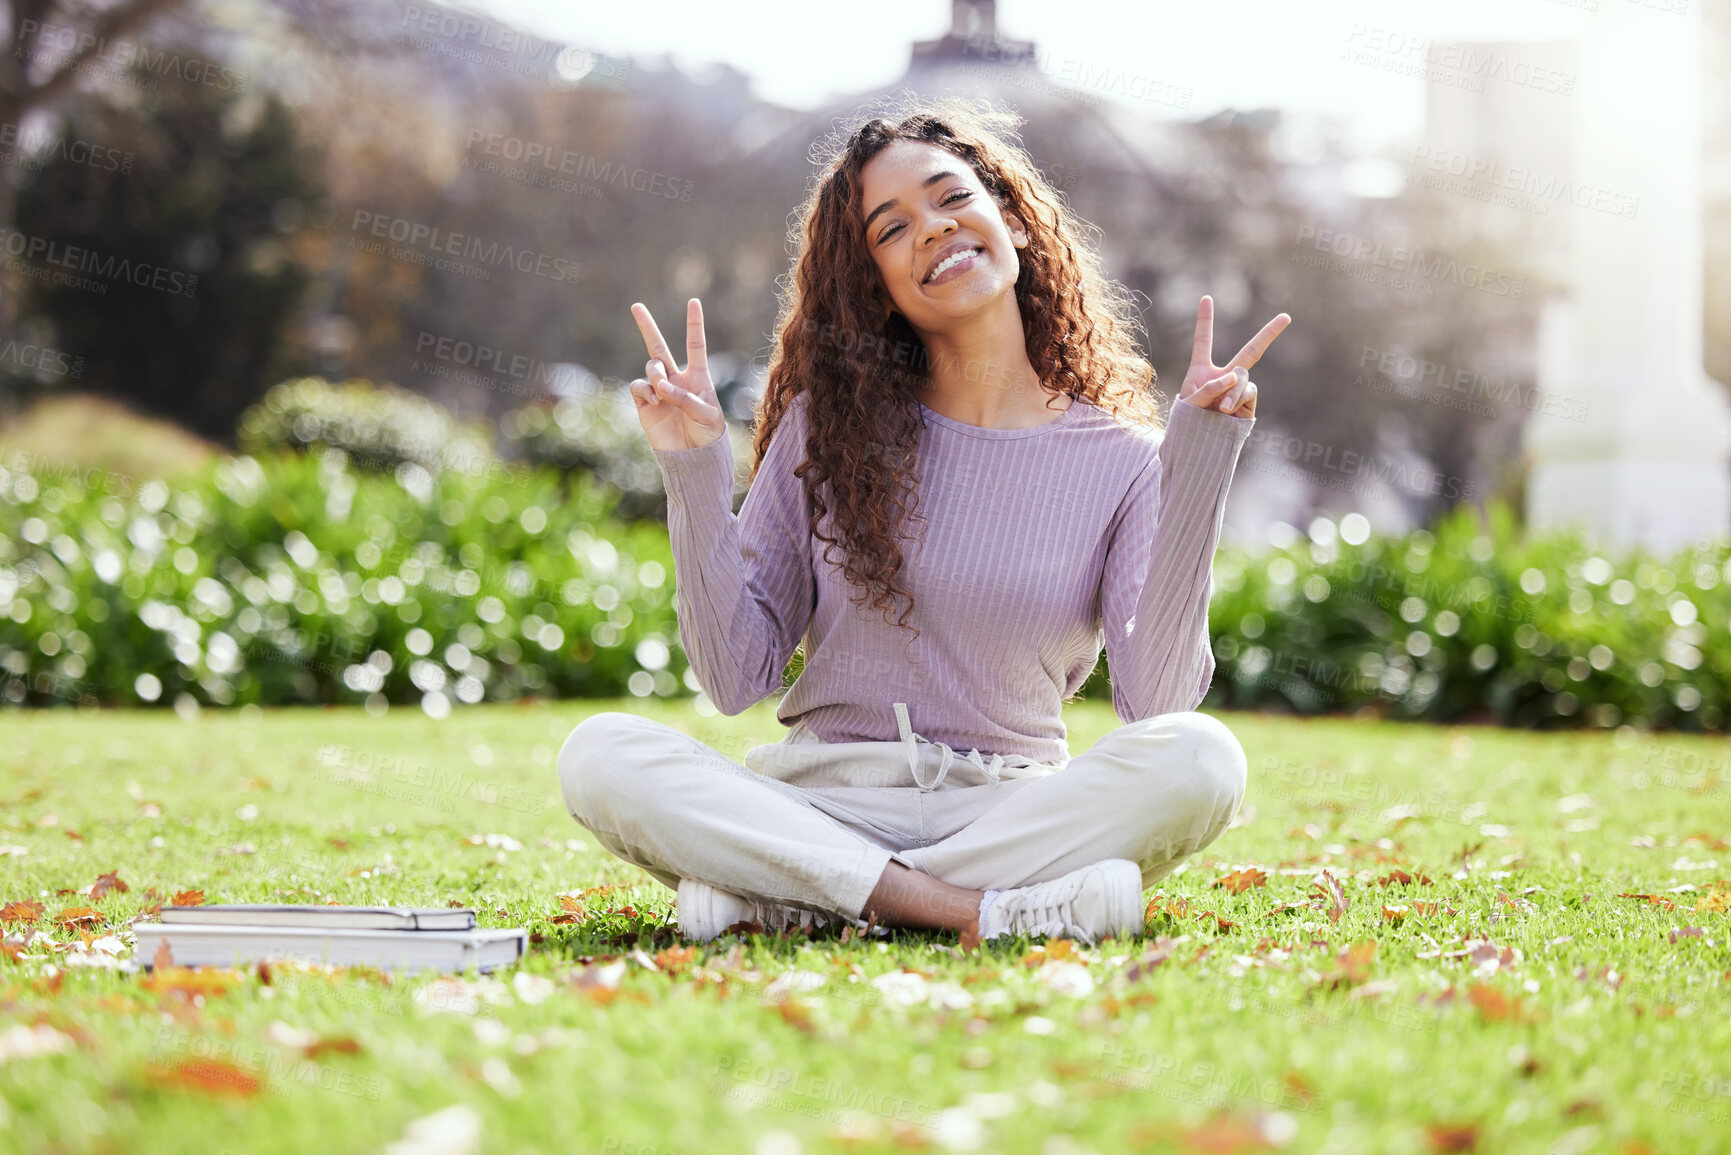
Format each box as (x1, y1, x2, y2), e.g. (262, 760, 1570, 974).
(650, 397, 815, 715)
(1099, 399, 1255, 722)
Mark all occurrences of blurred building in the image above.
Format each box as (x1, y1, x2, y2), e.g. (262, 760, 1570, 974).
(1416, 17, 1731, 554)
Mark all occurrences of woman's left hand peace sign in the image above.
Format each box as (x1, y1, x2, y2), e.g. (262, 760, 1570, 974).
(1178, 295, 1292, 420)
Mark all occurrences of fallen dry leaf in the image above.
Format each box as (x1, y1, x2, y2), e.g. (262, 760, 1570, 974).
(654, 945, 698, 973)
(0, 899, 44, 925)
(1377, 870, 1434, 887)
(141, 965, 242, 999)
(1426, 1121, 1479, 1152)
(303, 1036, 362, 1059)
(1213, 868, 1269, 894)
(1198, 910, 1238, 934)
(1669, 927, 1706, 944)
(1466, 983, 1535, 1023)
(145, 1057, 262, 1097)
(1322, 941, 1377, 990)
(90, 871, 130, 901)
(1146, 897, 1190, 923)
(1124, 938, 1183, 983)
(1283, 1070, 1316, 1107)
(1021, 939, 1080, 968)
(1177, 1109, 1273, 1153)
(1616, 892, 1677, 911)
(1313, 871, 1349, 925)
(171, 890, 205, 907)
(54, 906, 102, 928)
(774, 999, 815, 1034)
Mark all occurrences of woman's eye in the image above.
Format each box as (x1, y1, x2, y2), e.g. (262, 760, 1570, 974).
(874, 191, 971, 244)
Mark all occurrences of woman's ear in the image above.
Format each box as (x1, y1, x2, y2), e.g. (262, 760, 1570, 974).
(1003, 208, 1030, 249)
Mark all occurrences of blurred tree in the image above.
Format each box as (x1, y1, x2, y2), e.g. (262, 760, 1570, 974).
(0, 0, 190, 330)
(11, 70, 322, 440)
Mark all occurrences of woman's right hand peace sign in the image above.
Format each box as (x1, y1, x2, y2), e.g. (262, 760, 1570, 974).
(628, 298, 727, 452)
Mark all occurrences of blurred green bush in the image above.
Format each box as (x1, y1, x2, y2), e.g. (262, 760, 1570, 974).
(502, 375, 756, 522)
(0, 448, 683, 712)
(238, 377, 495, 477)
(2, 438, 1721, 733)
(1087, 500, 1723, 732)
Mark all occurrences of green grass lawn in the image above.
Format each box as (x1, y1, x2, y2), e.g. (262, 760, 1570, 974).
(2, 699, 1729, 1155)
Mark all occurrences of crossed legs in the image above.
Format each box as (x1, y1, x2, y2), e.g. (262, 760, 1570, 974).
(556, 710, 1247, 934)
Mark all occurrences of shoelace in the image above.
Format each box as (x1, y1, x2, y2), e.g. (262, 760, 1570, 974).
(894, 702, 1007, 791)
(986, 873, 1089, 942)
(750, 897, 826, 933)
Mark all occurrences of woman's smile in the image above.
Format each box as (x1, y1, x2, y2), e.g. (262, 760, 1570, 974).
(923, 241, 985, 287)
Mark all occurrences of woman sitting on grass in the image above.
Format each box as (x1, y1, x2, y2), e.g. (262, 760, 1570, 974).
(557, 96, 1291, 945)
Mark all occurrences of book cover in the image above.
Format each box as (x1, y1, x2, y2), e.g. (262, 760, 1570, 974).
(157, 904, 477, 931)
(133, 921, 526, 975)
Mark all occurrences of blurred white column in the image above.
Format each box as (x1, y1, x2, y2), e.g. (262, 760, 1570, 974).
(1524, 0, 1731, 555)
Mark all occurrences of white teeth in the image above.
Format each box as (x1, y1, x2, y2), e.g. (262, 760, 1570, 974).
(926, 247, 979, 283)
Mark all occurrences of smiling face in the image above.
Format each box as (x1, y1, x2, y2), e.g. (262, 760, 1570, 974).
(857, 140, 1029, 333)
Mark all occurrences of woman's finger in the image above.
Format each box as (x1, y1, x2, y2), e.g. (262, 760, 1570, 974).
(1227, 313, 1292, 372)
(685, 298, 708, 379)
(1190, 295, 1215, 372)
(1236, 381, 1258, 416)
(1188, 367, 1241, 408)
(658, 384, 722, 421)
(631, 303, 679, 372)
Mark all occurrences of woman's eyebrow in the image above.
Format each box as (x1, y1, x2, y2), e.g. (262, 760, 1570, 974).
(863, 170, 961, 232)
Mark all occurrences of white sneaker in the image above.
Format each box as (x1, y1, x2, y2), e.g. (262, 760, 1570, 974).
(675, 877, 835, 942)
(978, 859, 1144, 945)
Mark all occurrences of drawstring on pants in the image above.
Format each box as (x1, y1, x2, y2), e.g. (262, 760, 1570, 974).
(893, 701, 1006, 791)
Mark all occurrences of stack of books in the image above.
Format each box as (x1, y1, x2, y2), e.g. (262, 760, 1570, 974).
(133, 904, 527, 974)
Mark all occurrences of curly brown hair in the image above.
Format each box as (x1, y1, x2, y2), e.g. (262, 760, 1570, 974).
(751, 93, 1164, 653)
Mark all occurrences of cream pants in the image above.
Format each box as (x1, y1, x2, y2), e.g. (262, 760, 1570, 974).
(556, 702, 1247, 920)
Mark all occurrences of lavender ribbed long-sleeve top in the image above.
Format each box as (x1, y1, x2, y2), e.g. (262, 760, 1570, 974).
(650, 391, 1255, 764)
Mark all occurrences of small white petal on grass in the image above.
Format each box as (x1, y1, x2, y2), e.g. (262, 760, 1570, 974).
(512, 972, 555, 1005)
(480, 1056, 521, 1098)
(1023, 1015, 1056, 1035)
(766, 969, 827, 998)
(1257, 1110, 1300, 1146)
(413, 976, 510, 1016)
(960, 1091, 1018, 1119)
(926, 981, 975, 1010)
(755, 1132, 802, 1155)
(0, 1023, 75, 1063)
(871, 971, 929, 1006)
(383, 1104, 483, 1155)
(266, 1021, 318, 1048)
(472, 1019, 510, 1047)
(930, 1108, 987, 1151)
(1037, 962, 1094, 997)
